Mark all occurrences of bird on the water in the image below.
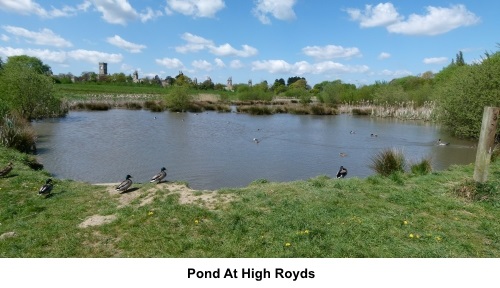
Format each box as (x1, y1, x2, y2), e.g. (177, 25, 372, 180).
(150, 167, 167, 183)
(0, 162, 13, 177)
(336, 166, 348, 178)
(437, 139, 450, 146)
(39, 179, 53, 197)
(116, 175, 133, 193)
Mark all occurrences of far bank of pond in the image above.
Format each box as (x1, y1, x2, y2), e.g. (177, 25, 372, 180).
(32, 109, 476, 190)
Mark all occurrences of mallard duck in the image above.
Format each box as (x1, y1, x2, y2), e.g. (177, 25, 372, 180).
(0, 162, 13, 177)
(339, 152, 347, 157)
(150, 167, 167, 183)
(437, 139, 450, 146)
(336, 166, 348, 178)
(253, 138, 260, 143)
(39, 179, 53, 197)
(116, 175, 133, 193)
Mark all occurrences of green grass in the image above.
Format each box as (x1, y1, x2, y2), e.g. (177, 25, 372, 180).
(1, 145, 500, 257)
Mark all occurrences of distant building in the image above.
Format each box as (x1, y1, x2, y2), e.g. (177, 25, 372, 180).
(99, 62, 108, 76)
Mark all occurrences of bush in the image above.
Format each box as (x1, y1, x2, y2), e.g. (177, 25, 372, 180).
(165, 86, 193, 112)
(410, 158, 432, 175)
(370, 148, 406, 176)
(0, 113, 36, 153)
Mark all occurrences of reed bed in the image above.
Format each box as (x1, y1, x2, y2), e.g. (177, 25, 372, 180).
(339, 101, 436, 121)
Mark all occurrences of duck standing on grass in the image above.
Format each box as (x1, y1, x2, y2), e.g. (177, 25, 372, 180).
(150, 167, 167, 183)
(116, 175, 133, 193)
(0, 162, 13, 177)
(39, 179, 53, 197)
(336, 166, 348, 178)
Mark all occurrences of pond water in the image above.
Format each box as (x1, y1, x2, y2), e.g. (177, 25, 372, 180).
(32, 109, 477, 190)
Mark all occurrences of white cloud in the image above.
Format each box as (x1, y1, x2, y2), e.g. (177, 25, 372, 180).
(175, 33, 214, 53)
(378, 52, 391, 59)
(2, 26, 72, 47)
(346, 3, 402, 28)
(156, 57, 184, 69)
(251, 59, 370, 75)
(192, 60, 212, 71)
(209, 43, 258, 57)
(0, 46, 68, 63)
(423, 57, 448, 65)
(380, 69, 412, 78)
(139, 7, 163, 22)
(302, 45, 361, 60)
(230, 60, 244, 69)
(106, 35, 146, 53)
(214, 58, 225, 67)
(252, 0, 297, 24)
(67, 49, 123, 63)
(176, 33, 258, 57)
(1, 34, 9, 42)
(165, 0, 225, 18)
(347, 3, 480, 36)
(92, 0, 162, 25)
(0, 0, 90, 18)
(387, 5, 480, 36)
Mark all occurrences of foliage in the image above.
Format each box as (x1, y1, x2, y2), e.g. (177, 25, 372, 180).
(0, 57, 65, 120)
(237, 85, 273, 102)
(436, 52, 500, 139)
(410, 158, 433, 175)
(165, 85, 193, 112)
(0, 113, 36, 153)
(370, 148, 406, 176)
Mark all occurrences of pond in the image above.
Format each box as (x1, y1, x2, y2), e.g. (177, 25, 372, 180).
(32, 109, 477, 190)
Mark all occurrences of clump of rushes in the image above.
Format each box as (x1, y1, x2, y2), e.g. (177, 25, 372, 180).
(370, 148, 406, 176)
(410, 157, 432, 175)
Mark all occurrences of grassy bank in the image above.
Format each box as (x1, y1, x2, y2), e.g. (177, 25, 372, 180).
(1, 145, 499, 257)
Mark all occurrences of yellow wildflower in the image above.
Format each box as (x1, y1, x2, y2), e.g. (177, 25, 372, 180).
(409, 234, 414, 238)
(285, 242, 291, 247)
(194, 219, 199, 224)
(435, 236, 442, 241)
(148, 211, 154, 216)
(403, 220, 408, 225)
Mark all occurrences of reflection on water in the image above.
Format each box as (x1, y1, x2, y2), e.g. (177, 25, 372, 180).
(32, 109, 477, 190)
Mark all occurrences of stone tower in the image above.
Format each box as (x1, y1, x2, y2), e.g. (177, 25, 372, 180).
(227, 77, 233, 91)
(99, 62, 108, 76)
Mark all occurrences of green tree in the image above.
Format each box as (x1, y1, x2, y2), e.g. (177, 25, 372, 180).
(0, 57, 63, 120)
(165, 85, 193, 112)
(437, 51, 500, 138)
(3, 55, 52, 75)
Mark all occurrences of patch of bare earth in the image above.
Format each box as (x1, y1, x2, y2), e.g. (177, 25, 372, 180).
(78, 214, 117, 228)
(98, 181, 235, 210)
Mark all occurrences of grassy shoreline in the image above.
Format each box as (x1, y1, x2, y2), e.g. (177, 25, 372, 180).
(1, 145, 499, 257)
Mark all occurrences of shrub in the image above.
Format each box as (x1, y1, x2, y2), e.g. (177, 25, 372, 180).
(410, 157, 432, 175)
(370, 148, 406, 176)
(0, 113, 36, 153)
(165, 86, 193, 112)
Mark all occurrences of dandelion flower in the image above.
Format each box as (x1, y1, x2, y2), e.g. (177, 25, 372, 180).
(148, 211, 154, 216)
(304, 230, 310, 234)
(403, 220, 408, 225)
(285, 242, 291, 247)
(194, 219, 199, 224)
(409, 234, 414, 238)
(435, 236, 442, 241)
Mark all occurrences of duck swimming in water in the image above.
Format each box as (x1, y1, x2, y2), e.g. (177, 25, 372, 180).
(437, 139, 450, 146)
(0, 162, 13, 177)
(116, 175, 133, 193)
(150, 167, 167, 183)
(39, 179, 53, 197)
(336, 166, 348, 178)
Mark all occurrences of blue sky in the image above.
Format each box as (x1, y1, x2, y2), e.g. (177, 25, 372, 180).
(0, 0, 497, 86)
